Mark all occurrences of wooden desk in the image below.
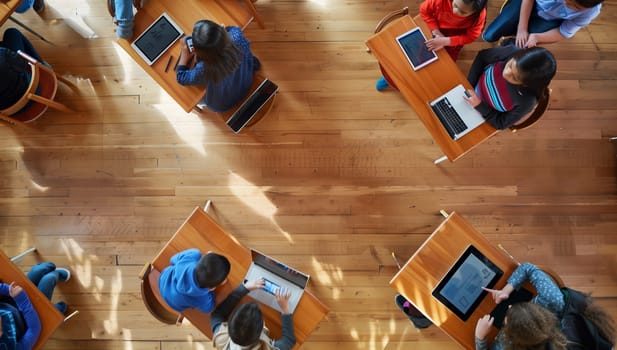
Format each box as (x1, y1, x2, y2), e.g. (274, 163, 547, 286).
(151, 206, 329, 349)
(365, 16, 498, 162)
(389, 212, 518, 350)
(116, 0, 255, 112)
(0, 0, 21, 25)
(0, 249, 64, 350)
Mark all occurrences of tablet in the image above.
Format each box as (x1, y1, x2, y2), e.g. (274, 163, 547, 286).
(131, 13, 183, 66)
(432, 245, 503, 321)
(396, 27, 438, 71)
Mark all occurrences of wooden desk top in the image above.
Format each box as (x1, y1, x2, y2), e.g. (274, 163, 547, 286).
(152, 206, 330, 349)
(365, 15, 497, 162)
(0, 0, 22, 25)
(390, 212, 518, 350)
(116, 0, 254, 112)
(0, 249, 64, 350)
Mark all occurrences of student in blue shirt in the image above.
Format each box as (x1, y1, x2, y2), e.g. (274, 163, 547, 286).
(482, 0, 603, 47)
(176, 20, 261, 113)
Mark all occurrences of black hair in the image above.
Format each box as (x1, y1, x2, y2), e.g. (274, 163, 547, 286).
(511, 47, 557, 100)
(573, 0, 602, 8)
(194, 252, 230, 289)
(228, 302, 263, 346)
(191, 19, 242, 83)
(460, 0, 488, 27)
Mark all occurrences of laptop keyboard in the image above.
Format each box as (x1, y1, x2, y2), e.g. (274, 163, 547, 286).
(431, 97, 468, 139)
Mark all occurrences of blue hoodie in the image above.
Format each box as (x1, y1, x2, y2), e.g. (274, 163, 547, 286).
(0, 283, 41, 350)
(158, 249, 215, 313)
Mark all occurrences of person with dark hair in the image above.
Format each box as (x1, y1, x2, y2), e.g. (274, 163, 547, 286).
(474, 262, 615, 350)
(0, 28, 48, 112)
(482, 0, 603, 47)
(464, 45, 556, 129)
(210, 278, 296, 350)
(176, 20, 261, 112)
(376, 0, 488, 91)
(158, 249, 231, 313)
(1, 262, 71, 350)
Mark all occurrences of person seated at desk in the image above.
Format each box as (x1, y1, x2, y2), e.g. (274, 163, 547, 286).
(0, 28, 49, 113)
(464, 45, 556, 129)
(176, 20, 261, 113)
(210, 278, 296, 350)
(1, 262, 71, 350)
(482, 0, 603, 48)
(474, 262, 615, 350)
(158, 249, 230, 313)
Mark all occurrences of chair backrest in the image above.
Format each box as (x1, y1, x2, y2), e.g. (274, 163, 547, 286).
(510, 87, 551, 133)
(374, 7, 409, 33)
(139, 263, 184, 325)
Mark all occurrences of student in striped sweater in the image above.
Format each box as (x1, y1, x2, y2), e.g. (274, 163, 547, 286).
(464, 45, 556, 129)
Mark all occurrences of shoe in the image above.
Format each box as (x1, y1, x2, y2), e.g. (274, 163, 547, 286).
(56, 268, 71, 282)
(55, 301, 68, 314)
(499, 37, 516, 47)
(33, 0, 45, 13)
(395, 294, 433, 329)
(376, 77, 389, 91)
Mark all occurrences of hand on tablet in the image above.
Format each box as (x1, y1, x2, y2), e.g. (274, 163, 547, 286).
(475, 314, 494, 339)
(425, 36, 450, 52)
(482, 286, 510, 304)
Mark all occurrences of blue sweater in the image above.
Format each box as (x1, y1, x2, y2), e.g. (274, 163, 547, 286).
(0, 283, 42, 350)
(176, 27, 259, 112)
(0, 47, 29, 111)
(158, 249, 215, 313)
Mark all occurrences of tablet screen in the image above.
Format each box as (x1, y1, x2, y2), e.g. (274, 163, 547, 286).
(432, 245, 503, 320)
(132, 14, 183, 65)
(396, 28, 438, 70)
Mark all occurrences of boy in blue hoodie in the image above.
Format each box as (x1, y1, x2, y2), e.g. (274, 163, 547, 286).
(158, 249, 231, 313)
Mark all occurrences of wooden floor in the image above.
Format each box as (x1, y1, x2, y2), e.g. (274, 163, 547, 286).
(1, 0, 616, 349)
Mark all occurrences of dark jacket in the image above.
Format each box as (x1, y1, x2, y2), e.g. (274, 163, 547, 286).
(0, 47, 29, 111)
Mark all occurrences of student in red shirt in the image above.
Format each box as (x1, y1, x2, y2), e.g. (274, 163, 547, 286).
(376, 0, 487, 91)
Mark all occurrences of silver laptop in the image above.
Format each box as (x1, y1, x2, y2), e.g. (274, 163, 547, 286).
(244, 249, 310, 314)
(429, 84, 485, 140)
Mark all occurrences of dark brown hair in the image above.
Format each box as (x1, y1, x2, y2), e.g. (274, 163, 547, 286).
(192, 20, 242, 84)
(503, 303, 568, 350)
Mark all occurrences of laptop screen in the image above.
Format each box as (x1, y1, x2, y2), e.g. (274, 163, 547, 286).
(251, 249, 309, 288)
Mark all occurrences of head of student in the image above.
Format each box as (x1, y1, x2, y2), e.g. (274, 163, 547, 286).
(228, 302, 264, 346)
(452, 0, 487, 19)
(502, 303, 568, 350)
(567, 0, 603, 10)
(194, 252, 230, 290)
(503, 47, 556, 96)
(191, 19, 242, 83)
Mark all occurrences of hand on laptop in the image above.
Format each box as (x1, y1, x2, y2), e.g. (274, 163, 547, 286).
(244, 278, 265, 291)
(463, 89, 481, 107)
(275, 289, 291, 315)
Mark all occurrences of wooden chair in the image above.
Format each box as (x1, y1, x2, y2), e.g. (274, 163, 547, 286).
(138, 263, 184, 325)
(366, 7, 409, 53)
(0, 51, 76, 128)
(217, 73, 277, 133)
(509, 87, 551, 132)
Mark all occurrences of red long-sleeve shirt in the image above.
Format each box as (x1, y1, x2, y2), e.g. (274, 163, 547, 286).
(419, 0, 486, 47)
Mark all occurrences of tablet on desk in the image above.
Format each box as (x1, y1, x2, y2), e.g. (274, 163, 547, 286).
(131, 13, 183, 65)
(396, 27, 438, 71)
(432, 245, 503, 321)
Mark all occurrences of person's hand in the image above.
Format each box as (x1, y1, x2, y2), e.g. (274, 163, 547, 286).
(475, 314, 494, 339)
(525, 33, 538, 48)
(515, 29, 529, 48)
(180, 36, 192, 56)
(431, 29, 445, 38)
(9, 283, 23, 298)
(425, 36, 450, 52)
(244, 278, 265, 291)
(463, 89, 482, 107)
(275, 289, 291, 314)
(482, 287, 510, 304)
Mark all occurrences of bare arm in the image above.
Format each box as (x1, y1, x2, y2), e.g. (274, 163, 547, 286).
(526, 28, 566, 47)
(516, 0, 535, 47)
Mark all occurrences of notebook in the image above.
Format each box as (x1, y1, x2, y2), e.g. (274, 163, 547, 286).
(131, 13, 183, 65)
(244, 249, 310, 314)
(429, 84, 485, 140)
(396, 27, 438, 71)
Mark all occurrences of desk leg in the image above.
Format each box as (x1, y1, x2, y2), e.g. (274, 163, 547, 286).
(434, 155, 448, 164)
(610, 137, 617, 141)
(204, 200, 212, 213)
(439, 210, 449, 218)
(10, 247, 37, 263)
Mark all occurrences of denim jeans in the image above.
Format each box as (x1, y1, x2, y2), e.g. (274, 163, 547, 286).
(2, 28, 45, 63)
(27, 262, 61, 300)
(15, 0, 35, 13)
(483, 0, 563, 42)
(115, 0, 135, 39)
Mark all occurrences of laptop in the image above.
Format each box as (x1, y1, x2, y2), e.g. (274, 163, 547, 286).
(429, 84, 485, 140)
(226, 79, 279, 133)
(244, 249, 310, 314)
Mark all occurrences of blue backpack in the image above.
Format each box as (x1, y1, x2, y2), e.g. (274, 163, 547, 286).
(560, 288, 614, 350)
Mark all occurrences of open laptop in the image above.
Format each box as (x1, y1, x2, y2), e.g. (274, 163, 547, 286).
(429, 84, 485, 140)
(244, 249, 310, 314)
(226, 79, 279, 133)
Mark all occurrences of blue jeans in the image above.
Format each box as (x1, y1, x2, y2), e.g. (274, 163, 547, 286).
(483, 0, 563, 42)
(27, 262, 61, 301)
(15, 0, 35, 13)
(2, 28, 45, 63)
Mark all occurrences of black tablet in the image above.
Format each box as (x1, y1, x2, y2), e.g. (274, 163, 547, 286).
(396, 27, 438, 71)
(432, 245, 503, 321)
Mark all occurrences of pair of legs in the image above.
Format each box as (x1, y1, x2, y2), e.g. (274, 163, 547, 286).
(483, 0, 562, 42)
(15, 0, 45, 13)
(1, 28, 45, 63)
(111, 0, 136, 39)
(27, 262, 70, 313)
